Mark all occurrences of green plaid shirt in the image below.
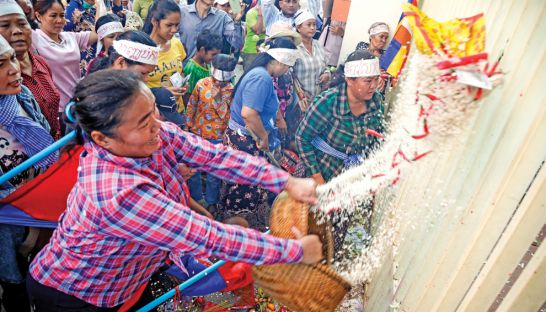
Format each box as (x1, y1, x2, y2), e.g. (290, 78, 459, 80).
(295, 82, 385, 182)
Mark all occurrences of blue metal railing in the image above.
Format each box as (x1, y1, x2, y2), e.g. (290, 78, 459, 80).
(0, 130, 76, 185)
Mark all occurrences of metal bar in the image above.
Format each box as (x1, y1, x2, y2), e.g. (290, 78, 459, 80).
(0, 131, 77, 185)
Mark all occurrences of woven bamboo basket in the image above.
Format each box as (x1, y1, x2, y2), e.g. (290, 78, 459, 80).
(252, 192, 352, 312)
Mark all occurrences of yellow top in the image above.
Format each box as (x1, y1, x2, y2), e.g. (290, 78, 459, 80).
(147, 37, 187, 111)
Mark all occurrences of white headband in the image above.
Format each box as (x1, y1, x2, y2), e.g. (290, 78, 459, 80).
(112, 40, 160, 65)
(369, 24, 390, 36)
(98, 21, 124, 40)
(0, 0, 25, 17)
(294, 11, 315, 26)
(0, 35, 14, 56)
(266, 48, 299, 66)
(210, 65, 235, 82)
(344, 58, 380, 77)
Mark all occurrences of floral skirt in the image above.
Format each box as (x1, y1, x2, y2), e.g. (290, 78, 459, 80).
(218, 128, 272, 231)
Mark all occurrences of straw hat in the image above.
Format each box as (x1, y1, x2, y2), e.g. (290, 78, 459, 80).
(252, 192, 351, 312)
(266, 22, 302, 46)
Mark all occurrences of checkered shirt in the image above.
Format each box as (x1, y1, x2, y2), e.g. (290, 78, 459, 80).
(29, 122, 302, 307)
(295, 83, 385, 181)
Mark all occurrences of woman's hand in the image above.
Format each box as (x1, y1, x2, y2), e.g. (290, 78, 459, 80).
(256, 135, 269, 151)
(166, 86, 187, 97)
(292, 227, 323, 264)
(177, 163, 197, 181)
(277, 115, 288, 138)
(330, 25, 345, 37)
(284, 176, 318, 205)
(319, 72, 331, 90)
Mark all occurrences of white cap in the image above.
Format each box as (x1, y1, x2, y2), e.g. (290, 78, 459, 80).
(0, 0, 25, 17)
(215, 0, 229, 5)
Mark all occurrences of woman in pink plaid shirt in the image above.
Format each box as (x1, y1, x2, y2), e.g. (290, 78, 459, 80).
(27, 70, 323, 311)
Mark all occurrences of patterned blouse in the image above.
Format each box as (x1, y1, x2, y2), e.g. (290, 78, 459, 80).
(64, 0, 97, 76)
(186, 77, 234, 140)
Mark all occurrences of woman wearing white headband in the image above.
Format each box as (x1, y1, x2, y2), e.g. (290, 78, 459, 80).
(356, 21, 390, 58)
(296, 49, 385, 184)
(293, 10, 330, 100)
(86, 14, 124, 75)
(296, 49, 385, 251)
(220, 37, 300, 230)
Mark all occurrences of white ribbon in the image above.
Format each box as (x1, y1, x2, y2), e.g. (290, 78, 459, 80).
(98, 21, 124, 40)
(266, 48, 299, 67)
(0, 35, 14, 56)
(96, 22, 124, 56)
(294, 11, 315, 26)
(210, 65, 235, 82)
(112, 40, 160, 66)
(0, 0, 25, 17)
(369, 24, 390, 36)
(344, 58, 380, 78)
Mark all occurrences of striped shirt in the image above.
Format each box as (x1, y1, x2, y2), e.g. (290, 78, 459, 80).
(29, 122, 302, 307)
(261, 0, 321, 34)
(21, 52, 61, 139)
(293, 40, 328, 98)
(295, 83, 385, 181)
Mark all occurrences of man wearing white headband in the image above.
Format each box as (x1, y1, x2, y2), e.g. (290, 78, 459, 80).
(296, 49, 385, 184)
(356, 21, 391, 58)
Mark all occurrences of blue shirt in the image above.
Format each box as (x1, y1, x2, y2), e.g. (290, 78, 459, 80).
(230, 67, 279, 134)
(178, 3, 244, 59)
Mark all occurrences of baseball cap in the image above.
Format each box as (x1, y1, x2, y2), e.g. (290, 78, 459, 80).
(150, 88, 185, 126)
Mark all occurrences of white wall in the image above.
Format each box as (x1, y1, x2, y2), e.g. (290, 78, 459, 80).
(338, 0, 407, 65)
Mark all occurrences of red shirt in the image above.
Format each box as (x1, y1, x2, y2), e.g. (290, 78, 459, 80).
(22, 52, 61, 139)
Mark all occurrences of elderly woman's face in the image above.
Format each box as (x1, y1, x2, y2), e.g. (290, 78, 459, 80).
(0, 14, 32, 56)
(0, 50, 22, 95)
(370, 32, 389, 50)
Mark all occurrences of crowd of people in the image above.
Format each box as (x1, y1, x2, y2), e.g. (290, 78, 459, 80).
(0, 0, 392, 310)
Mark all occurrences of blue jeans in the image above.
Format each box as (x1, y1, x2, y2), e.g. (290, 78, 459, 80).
(188, 139, 222, 205)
